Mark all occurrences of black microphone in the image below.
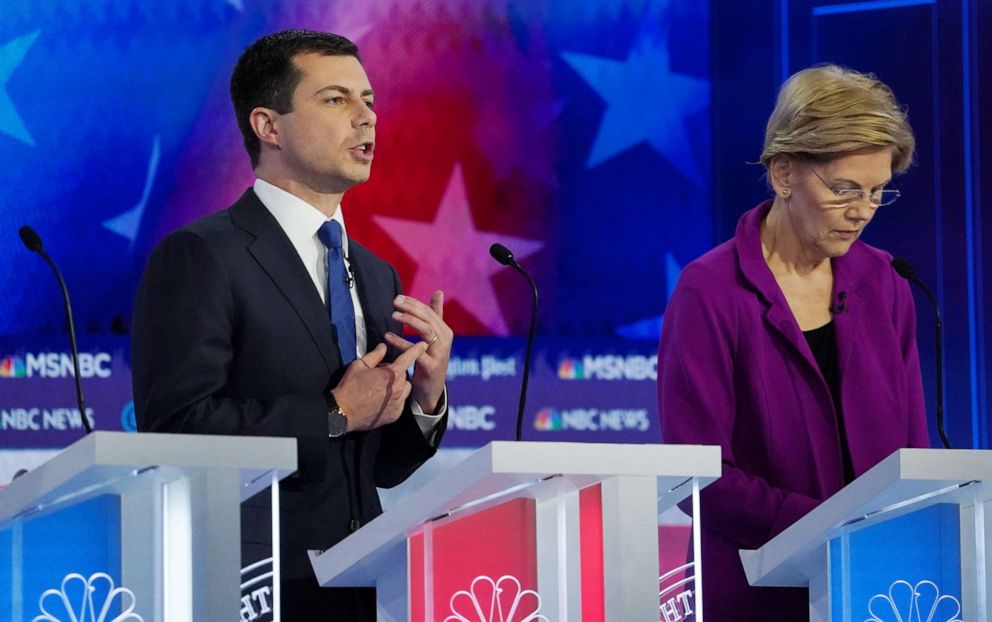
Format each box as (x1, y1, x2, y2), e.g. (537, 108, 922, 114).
(489, 243, 514, 267)
(830, 291, 847, 314)
(489, 243, 538, 442)
(345, 263, 356, 289)
(892, 257, 950, 449)
(18, 226, 93, 435)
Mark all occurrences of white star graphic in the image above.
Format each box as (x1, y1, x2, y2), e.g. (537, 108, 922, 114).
(373, 164, 542, 335)
(561, 13, 709, 182)
(0, 31, 40, 146)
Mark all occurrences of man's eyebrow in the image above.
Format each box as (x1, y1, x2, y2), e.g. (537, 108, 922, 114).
(314, 85, 375, 98)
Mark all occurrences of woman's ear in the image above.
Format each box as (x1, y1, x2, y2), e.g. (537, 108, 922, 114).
(769, 156, 794, 199)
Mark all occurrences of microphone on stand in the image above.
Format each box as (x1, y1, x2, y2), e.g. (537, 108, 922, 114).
(489, 243, 538, 442)
(891, 257, 950, 449)
(18, 225, 93, 435)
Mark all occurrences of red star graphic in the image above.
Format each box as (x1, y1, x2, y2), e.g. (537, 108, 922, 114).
(374, 164, 542, 335)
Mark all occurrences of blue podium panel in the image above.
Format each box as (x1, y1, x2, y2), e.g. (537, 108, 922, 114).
(0, 495, 136, 622)
(829, 504, 963, 622)
(0, 433, 296, 621)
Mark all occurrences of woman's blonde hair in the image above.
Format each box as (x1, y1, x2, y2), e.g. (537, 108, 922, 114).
(760, 64, 915, 172)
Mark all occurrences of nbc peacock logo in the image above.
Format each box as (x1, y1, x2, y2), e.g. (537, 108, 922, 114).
(866, 579, 961, 622)
(33, 572, 143, 621)
(444, 575, 548, 622)
(533, 409, 563, 431)
(0, 355, 26, 378)
(556, 358, 585, 380)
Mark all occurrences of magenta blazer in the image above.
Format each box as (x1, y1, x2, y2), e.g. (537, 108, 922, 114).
(658, 201, 931, 619)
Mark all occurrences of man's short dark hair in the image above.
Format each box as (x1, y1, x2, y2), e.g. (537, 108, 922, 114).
(230, 30, 361, 168)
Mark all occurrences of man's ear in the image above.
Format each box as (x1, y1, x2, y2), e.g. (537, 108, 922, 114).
(769, 155, 795, 199)
(249, 107, 280, 149)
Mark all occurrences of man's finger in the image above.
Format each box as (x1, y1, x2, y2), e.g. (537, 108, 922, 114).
(430, 290, 444, 319)
(361, 343, 388, 368)
(392, 311, 433, 339)
(384, 331, 415, 349)
(392, 341, 429, 369)
(394, 295, 439, 322)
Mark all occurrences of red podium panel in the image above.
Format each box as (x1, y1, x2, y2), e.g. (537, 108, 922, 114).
(309, 441, 720, 621)
(579, 484, 605, 621)
(409, 499, 539, 621)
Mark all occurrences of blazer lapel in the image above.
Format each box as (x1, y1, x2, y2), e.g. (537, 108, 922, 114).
(832, 248, 866, 410)
(735, 203, 821, 375)
(737, 203, 843, 487)
(348, 241, 393, 353)
(229, 190, 341, 373)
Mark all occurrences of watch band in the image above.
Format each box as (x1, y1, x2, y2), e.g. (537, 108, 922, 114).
(326, 392, 348, 438)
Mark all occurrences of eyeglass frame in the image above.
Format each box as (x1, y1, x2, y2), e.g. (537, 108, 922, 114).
(806, 165, 901, 208)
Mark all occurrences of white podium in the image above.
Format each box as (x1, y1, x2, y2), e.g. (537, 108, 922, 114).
(310, 441, 721, 621)
(0, 431, 296, 622)
(741, 448, 992, 622)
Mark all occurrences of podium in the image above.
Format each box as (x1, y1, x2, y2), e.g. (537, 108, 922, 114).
(0, 431, 296, 622)
(741, 448, 992, 622)
(309, 441, 721, 621)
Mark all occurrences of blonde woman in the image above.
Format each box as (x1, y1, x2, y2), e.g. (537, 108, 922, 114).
(658, 65, 931, 620)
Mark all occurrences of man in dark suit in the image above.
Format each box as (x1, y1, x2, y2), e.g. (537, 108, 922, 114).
(131, 30, 451, 620)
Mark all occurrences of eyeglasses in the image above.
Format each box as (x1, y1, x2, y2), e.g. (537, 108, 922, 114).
(807, 166, 901, 208)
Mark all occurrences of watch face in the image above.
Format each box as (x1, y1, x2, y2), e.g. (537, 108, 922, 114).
(328, 410, 348, 437)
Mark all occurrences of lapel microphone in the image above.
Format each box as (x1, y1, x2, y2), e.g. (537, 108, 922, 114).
(344, 263, 356, 289)
(829, 291, 847, 314)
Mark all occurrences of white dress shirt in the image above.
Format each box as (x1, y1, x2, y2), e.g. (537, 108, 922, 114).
(253, 178, 445, 433)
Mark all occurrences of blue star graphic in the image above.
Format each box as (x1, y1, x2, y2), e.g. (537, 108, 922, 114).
(562, 18, 709, 183)
(103, 136, 160, 251)
(614, 252, 682, 339)
(0, 31, 40, 146)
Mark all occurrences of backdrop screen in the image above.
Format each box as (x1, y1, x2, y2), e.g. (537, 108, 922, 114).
(0, 0, 711, 341)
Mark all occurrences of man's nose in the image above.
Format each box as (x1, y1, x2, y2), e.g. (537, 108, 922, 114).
(354, 106, 376, 128)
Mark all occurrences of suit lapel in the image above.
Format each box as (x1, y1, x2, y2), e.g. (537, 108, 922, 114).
(229, 190, 341, 373)
(832, 251, 864, 410)
(349, 240, 393, 352)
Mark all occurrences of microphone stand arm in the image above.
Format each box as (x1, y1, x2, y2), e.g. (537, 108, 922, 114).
(510, 262, 538, 442)
(38, 249, 92, 434)
(908, 274, 949, 449)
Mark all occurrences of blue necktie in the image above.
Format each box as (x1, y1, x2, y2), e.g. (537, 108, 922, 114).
(317, 221, 357, 365)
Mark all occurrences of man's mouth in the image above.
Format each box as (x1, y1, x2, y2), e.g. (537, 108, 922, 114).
(349, 141, 374, 161)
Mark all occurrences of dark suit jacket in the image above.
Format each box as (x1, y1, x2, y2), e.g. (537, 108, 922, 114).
(132, 188, 444, 580)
